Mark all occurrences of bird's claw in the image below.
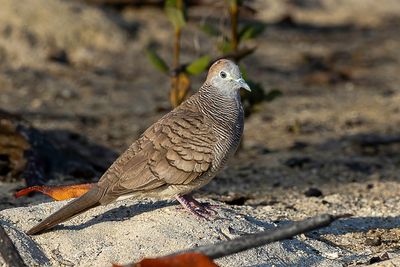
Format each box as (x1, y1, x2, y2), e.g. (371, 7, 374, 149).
(175, 195, 218, 219)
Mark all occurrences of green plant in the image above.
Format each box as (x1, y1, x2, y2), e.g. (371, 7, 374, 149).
(146, 0, 211, 108)
(223, 0, 281, 115)
(147, 0, 281, 111)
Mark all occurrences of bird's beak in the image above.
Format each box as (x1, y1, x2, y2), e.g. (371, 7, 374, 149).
(236, 78, 251, 92)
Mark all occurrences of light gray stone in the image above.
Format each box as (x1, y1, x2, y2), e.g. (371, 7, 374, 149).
(0, 198, 368, 266)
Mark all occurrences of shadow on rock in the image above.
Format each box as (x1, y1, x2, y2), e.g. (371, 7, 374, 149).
(312, 216, 400, 236)
(58, 200, 175, 231)
(1, 221, 51, 265)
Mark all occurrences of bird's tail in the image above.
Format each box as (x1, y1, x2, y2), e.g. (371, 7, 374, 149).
(27, 185, 104, 235)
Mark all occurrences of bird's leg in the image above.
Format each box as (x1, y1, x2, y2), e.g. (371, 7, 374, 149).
(175, 194, 217, 218)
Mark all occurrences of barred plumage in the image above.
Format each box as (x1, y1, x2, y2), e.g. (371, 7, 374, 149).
(27, 59, 250, 235)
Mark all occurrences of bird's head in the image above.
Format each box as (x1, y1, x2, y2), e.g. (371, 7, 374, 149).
(206, 59, 251, 95)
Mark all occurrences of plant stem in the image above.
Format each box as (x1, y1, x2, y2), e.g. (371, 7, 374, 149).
(170, 0, 184, 108)
(173, 0, 183, 70)
(171, 26, 181, 108)
(173, 28, 181, 70)
(229, 0, 239, 53)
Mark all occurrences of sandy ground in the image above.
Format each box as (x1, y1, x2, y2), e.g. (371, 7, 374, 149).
(0, 199, 348, 266)
(0, 0, 400, 265)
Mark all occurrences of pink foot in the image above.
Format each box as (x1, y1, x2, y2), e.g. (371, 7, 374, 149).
(175, 194, 217, 219)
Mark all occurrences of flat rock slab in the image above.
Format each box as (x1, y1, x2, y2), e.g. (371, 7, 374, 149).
(0, 198, 365, 266)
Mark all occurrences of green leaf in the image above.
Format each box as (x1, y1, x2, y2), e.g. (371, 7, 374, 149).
(186, 56, 211, 75)
(165, 0, 177, 6)
(165, 7, 186, 30)
(199, 23, 221, 37)
(146, 49, 169, 74)
(239, 64, 248, 80)
(165, 0, 186, 30)
(218, 40, 233, 54)
(239, 23, 266, 41)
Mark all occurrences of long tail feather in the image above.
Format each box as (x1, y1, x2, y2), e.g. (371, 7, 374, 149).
(27, 185, 104, 235)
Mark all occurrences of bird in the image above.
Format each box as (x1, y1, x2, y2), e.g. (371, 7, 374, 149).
(27, 59, 251, 235)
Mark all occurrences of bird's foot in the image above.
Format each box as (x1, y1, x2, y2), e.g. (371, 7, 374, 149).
(175, 194, 217, 219)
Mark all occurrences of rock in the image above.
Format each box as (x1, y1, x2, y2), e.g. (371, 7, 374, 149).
(0, 109, 42, 184)
(304, 187, 323, 197)
(0, 198, 365, 266)
(368, 255, 400, 266)
(368, 252, 390, 264)
(0, 109, 117, 187)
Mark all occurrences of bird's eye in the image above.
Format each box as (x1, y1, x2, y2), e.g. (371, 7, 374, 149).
(220, 71, 227, 79)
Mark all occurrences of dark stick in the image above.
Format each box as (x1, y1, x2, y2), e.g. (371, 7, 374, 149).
(0, 225, 27, 267)
(173, 214, 347, 260)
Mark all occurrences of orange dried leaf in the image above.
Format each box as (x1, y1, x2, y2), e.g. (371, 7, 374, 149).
(114, 253, 218, 267)
(15, 183, 95, 201)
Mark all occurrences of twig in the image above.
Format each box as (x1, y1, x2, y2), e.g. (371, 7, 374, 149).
(172, 213, 348, 260)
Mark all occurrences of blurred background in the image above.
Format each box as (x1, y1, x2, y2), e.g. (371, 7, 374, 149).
(0, 0, 400, 255)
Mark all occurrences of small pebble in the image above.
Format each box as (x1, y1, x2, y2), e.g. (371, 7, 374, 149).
(304, 187, 323, 197)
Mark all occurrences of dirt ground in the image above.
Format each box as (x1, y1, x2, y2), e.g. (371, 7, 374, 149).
(0, 0, 400, 264)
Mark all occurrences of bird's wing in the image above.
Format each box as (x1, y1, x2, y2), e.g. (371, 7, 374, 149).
(97, 103, 217, 200)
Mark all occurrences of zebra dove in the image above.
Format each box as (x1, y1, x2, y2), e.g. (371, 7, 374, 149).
(27, 59, 250, 235)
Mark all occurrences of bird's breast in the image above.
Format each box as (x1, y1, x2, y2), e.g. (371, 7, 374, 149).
(210, 103, 244, 172)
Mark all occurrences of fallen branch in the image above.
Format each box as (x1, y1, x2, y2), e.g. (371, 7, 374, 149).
(116, 213, 349, 266)
(178, 213, 347, 260)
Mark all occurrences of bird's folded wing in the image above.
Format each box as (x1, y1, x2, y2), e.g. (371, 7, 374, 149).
(97, 107, 217, 198)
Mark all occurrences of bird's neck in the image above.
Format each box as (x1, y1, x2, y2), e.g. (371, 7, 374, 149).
(196, 83, 242, 121)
